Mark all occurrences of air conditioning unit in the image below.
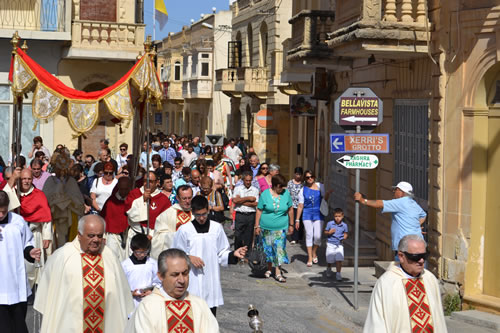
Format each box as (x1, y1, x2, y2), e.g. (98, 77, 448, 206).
(205, 135, 224, 146)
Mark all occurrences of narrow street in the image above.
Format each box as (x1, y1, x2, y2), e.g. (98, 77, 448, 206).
(216, 223, 360, 333)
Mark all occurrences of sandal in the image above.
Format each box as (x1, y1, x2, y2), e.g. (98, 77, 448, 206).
(275, 275, 286, 283)
(312, 257, 318, 264)
(307, 262, 312, 267)
(264, 270, 272, 278)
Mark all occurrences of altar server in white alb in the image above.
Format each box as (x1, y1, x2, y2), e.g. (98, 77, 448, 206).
(363, 234, 448, 333)
(122, 233, 161, 308)
(0, 190, 41, 333)
(34, 214, 134, 333)
(173, 195, 247, 316)
(125, 248, 219, 333)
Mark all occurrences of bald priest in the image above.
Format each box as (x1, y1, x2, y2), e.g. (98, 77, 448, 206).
(34, 215, 134, 333)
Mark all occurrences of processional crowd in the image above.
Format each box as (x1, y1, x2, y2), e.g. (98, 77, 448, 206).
(0, 132, 450, 333)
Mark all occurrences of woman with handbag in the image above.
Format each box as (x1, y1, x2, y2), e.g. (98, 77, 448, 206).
(296, 170, 332, 267)
(254, 174, 294, 283)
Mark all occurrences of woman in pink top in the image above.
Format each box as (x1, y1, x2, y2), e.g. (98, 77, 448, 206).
(258, 164, 280, 193)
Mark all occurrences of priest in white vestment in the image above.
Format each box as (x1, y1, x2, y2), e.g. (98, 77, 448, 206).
(0, 190, 41, 333)
(151, 185, 194, 259)
(125, 172, 171, 256)
(364, 234, 448, 333)
(173, 195, 247, 315)
(34, 214, 135, 333)
(125, 248, 219, 333)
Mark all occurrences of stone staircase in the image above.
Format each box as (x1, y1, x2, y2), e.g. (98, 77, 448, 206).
(342, 223, 379, 266)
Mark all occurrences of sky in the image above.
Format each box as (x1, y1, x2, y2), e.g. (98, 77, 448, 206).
(143, 0, 233, 41)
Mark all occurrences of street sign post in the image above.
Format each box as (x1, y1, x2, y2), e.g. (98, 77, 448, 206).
(333, 87, 384, 310)
(330, 134, 389, 154)
(336, 154, 379, 169)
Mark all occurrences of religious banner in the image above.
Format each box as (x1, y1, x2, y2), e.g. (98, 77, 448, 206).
(9, 46, 162, 135)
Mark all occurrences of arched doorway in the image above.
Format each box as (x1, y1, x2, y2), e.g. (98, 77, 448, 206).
(246, 104, 253, 146)
(78, 82, 107, 157)
(465, 61, 500, 304)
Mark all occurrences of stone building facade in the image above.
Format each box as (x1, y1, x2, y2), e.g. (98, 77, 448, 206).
(156, 10, 232, 138)
(283, 0, 500, 314)
(0, 0, 144, 159)
(215, 0, 293, 173)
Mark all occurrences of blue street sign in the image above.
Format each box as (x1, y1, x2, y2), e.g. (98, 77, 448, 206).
(330, 134, 346, 153)
(330, 133, 390, 153)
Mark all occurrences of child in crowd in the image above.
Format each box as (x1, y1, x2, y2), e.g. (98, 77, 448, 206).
(121, 233, 161, 308)
(324, 208, 349, 281)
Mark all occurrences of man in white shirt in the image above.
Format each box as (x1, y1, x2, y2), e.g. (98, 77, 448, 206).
(181, 144, 197, 167)
(232, 171, 259, 250)
(224, 138, 243, 165)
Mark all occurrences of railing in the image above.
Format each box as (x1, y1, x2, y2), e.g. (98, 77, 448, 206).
(71, 20, 145, 49)
(237, 0, 251, 9)
(382, 0, 428, 24)
(244, 67, 268, 83)
(289, 10, 335, 55)
(167, 82, 183, 100)
(0, 0, 68, 32)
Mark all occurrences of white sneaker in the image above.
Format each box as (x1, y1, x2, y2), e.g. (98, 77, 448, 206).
(336, 272, 342, 281)
(325, 270, 333, 278)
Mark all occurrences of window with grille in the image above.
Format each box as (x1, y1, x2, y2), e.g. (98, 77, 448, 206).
(228, 41, 242, 68)
(393, 99, 429, 205)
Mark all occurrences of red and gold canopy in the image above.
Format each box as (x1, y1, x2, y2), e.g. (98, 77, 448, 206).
(9, 47, 162, 134)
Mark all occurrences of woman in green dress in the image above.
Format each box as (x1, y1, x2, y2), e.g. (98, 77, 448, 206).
(254, 174, 294, 283)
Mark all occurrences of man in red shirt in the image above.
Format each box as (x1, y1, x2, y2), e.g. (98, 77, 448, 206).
(18, 168, 52, 287)
(100, 177, 132, 261)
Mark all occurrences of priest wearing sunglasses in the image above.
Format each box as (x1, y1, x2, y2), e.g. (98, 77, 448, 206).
(363, 234, 447, 333)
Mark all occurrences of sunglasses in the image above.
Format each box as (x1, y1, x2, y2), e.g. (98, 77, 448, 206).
(120, 148, 127, 151)
(103, 171, 113, 175)
(305, 176, 313, 179)
(403, 251, 428, 262)
(121, 171, 129, 175)
(260, 167, 268, 170)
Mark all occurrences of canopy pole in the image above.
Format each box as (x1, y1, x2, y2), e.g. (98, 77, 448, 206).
(145, 93, 151, 236)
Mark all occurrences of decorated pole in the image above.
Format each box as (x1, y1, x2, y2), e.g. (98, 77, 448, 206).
(144, 36, 153, 236)
(10, 33, 24, 207)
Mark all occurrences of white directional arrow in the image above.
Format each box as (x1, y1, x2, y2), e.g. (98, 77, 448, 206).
(336, 154, 379, 169)
(342, 116, 378, 123)
(332, 138, 343, 150)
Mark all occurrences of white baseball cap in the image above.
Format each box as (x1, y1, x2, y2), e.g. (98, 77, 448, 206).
(393, 181, 413, 195)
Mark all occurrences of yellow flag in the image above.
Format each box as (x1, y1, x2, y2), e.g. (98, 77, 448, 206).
(155, 0, 168, 29)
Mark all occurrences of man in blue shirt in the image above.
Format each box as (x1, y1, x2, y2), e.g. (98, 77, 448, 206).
(354, 181, 426, 260)
(158, 139, 176, 166)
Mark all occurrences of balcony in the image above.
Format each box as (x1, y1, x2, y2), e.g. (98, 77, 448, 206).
(64, 20, 145, 60)
(287, 10, 335, 62)
(327, 0, 430, 59)
(183, 79, 212, 100)
(166, 81, 183, 102)
(215, 67, 269, 99)
(0, 0, 71, 40)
